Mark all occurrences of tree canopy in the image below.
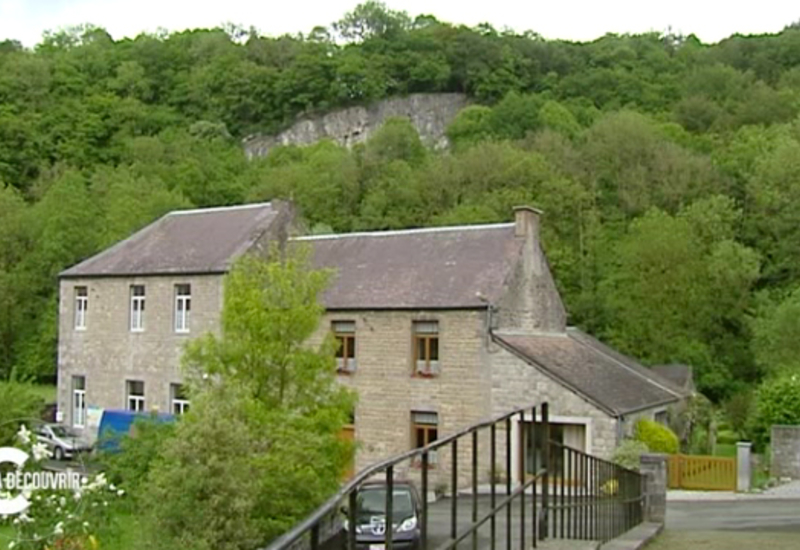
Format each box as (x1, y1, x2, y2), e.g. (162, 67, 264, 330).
(2, 2, 800, 402)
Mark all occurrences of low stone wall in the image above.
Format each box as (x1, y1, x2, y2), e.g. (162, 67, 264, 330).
(771, 425, 800, 479)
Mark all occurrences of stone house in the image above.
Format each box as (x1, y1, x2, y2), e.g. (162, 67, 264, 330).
(57, 202, 687, 486)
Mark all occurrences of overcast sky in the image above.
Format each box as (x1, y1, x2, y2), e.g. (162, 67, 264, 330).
(1, 0, 797, 47)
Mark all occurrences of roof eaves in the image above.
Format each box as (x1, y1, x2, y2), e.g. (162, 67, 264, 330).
(58, 213, 171, 278)
(59, 270, 229, 280)
(491, 333, 619, 418)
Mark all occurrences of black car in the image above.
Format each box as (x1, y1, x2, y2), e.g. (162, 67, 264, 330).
(344, 481, 422, 550)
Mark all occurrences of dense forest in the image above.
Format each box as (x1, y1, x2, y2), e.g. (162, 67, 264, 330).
(1, 2, 800, 411)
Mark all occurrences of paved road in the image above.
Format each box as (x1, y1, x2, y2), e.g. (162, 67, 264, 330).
(666, 499, 800, 533)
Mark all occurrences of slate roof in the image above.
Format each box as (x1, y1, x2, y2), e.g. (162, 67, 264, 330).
(294, 224, 521, 309)
(60, 203, 280, 278)
(493, 328, 684, 416)
(651, 364, 694, 392)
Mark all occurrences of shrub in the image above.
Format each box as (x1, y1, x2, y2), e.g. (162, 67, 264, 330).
(750, 373, 800, 449)
(0, 380, 45, 446)
(98, 414, 176, 500)
(634, 419, 680, 454)
(612, 439, 649, 471)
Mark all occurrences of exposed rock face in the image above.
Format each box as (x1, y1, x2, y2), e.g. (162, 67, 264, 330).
(242, 93, 468, 159)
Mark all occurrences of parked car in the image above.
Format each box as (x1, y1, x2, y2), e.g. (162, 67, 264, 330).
(35, 423, 92, 461)
(344, 480, 422, 550)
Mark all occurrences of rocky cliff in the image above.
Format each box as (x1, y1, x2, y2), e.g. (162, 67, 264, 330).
(242, 93, 468, 159)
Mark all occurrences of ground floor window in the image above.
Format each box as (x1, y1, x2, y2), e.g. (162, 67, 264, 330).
(170, 383, 189, 415)
(412, 411, 439, 466)
(72, 376, 86, 428)
(126, 380, 145, 412)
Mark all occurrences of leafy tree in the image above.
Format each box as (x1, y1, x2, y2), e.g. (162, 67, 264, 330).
(139, 250, 354, 549)
(753, 287, 800, 374)
(751, 373, 800, 448)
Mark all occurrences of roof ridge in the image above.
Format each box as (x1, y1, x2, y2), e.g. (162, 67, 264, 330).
(168, 202, 272, 216)
(293, 222, 514, 241)
(566, 329, 685, 399)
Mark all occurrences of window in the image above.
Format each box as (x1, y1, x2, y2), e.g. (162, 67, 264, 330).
(74, 287, 88, 330)
(655, 410, 669, 425)
(413, 321, 440, 376)
(332, 321, 356, 373)
(175, 284, 191, 333)
(412, 411, 439, 466)
(72, 376, 86, 428)
(130, 285, 145, 331)
(170, 383, 190, 415)
(126, 380, 145, 412)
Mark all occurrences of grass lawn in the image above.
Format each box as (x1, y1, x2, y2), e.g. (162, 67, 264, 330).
(0, 509, 141, 549)
(713, 443, 736, 457)
(31, 383, 57, 403)
(646, 530, 800, 549)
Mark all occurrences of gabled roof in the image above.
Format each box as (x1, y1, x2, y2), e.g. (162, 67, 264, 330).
(60, 203, 280, 278)
(294, 224, 521, 309)
(651, 364, 694, 392)
(493, 328, 684, 417)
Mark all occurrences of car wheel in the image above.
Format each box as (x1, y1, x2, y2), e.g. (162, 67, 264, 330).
(54, 447, 64, 461)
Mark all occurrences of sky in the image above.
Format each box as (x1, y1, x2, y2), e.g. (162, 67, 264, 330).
(0, 0, 797, 47)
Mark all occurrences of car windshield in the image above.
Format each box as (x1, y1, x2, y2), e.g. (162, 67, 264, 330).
(356, 487, 415, 522)
(50, 426, 76, 438)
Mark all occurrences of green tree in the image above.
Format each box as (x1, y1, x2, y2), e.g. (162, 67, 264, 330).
(753, 287, 800, 374)
(139, 250, 354, 550)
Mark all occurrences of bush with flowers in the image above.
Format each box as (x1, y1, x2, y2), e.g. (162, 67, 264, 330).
(0, 425, 124, 550)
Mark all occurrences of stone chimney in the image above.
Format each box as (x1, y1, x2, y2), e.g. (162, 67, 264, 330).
(514, 205, 543, 240)
(494, 205, 567, 334)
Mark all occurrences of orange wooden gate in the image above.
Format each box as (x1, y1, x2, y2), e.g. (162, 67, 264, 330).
(668, 454, 736, 491)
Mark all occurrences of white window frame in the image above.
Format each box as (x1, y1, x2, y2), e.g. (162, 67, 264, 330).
(126, 380, 145, 412)
(174, 284, 191, 333)
(74, 287, 88, 331)
(72, 376, 86, 428)
(170, 383, 190, 415)
(130, 285, 145, 332)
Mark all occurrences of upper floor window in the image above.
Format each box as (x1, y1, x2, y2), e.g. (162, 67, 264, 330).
(655, 410, 669, 425)
(74, 287, 88, 330)
(413, 321, 439, 376)
(126, 380, 145, 412)
(171, 383, 190, 415)
(175, 284, 191, 333)
(130, 285, 145, 332)
(333, 320, 356, 373)
(72, 376, 86, 428)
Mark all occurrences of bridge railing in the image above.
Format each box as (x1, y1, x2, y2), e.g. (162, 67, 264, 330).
(264, 402, 644, 550)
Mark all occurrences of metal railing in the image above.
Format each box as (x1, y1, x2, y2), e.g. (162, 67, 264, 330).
(264, 402, 644, 550)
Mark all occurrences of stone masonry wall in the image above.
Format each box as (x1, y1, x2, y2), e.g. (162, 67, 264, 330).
(488, 343, 618, 464)
(57, 274, 224, 433)
(306, 309, 493, 491)
(771, 425, 800, 479)
(242, 93, 468, 159)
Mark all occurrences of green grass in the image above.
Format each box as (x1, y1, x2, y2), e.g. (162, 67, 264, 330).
(31, 383, 57, 403)
(0, 523, 15, 545)
(647, 530, 800, 549)
(713, 443, 736, 457)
